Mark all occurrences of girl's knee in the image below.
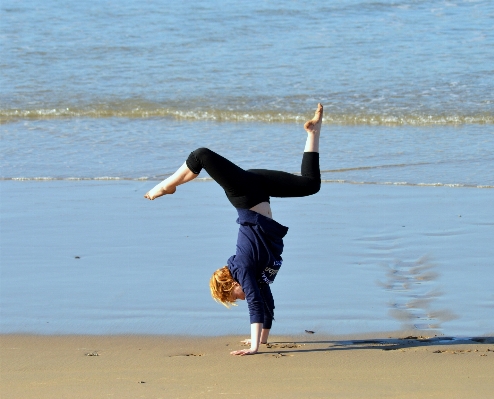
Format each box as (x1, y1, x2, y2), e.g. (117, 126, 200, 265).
(192, 147, 211, 157)
(187, 148, 212, 174)
(308, 179, 321, 196)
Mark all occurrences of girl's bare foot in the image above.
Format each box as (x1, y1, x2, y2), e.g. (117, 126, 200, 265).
(304, 103, 323, 135)
(144, 184, 176, 200)
(144, 162, 198, 200)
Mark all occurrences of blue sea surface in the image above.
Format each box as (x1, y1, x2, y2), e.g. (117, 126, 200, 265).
(2, 0, 493, 120)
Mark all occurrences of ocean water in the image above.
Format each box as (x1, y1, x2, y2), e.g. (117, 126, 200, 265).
(2, 0, 493, 124)
(1, 0, 493, 336)
(1, 0, 493, 186)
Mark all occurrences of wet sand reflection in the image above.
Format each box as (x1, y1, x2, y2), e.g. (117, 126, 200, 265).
(378, 255, 457, 331)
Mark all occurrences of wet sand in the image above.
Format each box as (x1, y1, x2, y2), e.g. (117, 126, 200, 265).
(1, 180, 493, 336)
(1, 333, 493, 398)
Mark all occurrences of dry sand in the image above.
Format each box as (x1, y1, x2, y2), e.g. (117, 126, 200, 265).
(1, 334, 493, 398)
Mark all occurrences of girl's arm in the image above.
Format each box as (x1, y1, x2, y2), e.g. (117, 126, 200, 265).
(230, 323, 262, 356)
(260, 328, 270, 344)
(239, 328, 270, 346)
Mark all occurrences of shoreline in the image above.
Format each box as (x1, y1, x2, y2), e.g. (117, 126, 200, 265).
(2, 333, 493, 398)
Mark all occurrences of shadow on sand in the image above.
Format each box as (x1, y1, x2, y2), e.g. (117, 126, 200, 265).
(258, 336, 494, 355)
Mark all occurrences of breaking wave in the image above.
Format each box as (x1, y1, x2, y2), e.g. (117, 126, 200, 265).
(1, 106, 493, 126)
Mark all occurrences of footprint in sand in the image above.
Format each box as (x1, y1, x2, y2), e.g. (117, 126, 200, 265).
(267, 353, 294, 358)
(169, 353, 204, 357)
(266, 343, 302, 349)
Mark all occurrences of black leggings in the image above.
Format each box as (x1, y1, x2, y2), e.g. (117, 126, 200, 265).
(186, 148, 321, 209)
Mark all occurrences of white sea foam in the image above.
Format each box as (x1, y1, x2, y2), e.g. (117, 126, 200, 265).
(4, 177, 492, 189)
(2, 107, 492, 126)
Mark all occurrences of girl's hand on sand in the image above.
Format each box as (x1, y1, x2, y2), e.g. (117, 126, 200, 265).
(230, 348, 258, 356)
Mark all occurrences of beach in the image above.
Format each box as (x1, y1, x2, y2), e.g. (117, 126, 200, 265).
(2, 180, 493, 398)
(2, 0, 493, 397)
(1, 333, 493, 398)
(2, 172, 493, 399)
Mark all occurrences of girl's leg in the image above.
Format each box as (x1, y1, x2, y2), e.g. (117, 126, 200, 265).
(145, 103, 322, 203)
(185, 148, 269, 208)
(144, 162, 197, 200)
(249, 103, 323, 198)
(303, 103, 323, 152)
(248, 154, 320, 198)
(145, 147, 269, 208)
